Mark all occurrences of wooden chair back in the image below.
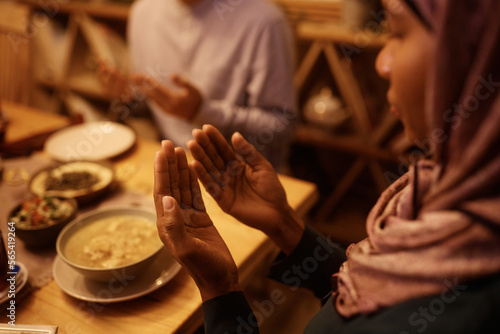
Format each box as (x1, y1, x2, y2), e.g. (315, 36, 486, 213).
(0, 1, 31, 104)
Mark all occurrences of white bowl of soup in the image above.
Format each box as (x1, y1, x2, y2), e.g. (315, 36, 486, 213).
(56, 206, 164, 282)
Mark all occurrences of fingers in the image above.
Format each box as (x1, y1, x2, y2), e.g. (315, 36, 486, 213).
(192, 129, 227, 170)
(203, 125, 238, 163)
(157, 196, 186, 247)
(188, 134, 225, 185)
(130, 74, 155, 90)
(97, 61, 132, 101)
(150, 80, 174, 101)
(175, 147, 192, 208)
(155, 140, 206, 218)
(232, 132, 271, 170)
(154, 147, 171, 218)
(153, 140, 181, 208)
(188, 125, 241, 181)
(188, 136, 229, 198)
(130, 74, 171, 100)
(98, 63, 119, 85)
(97, 63, 114, 90)
(97, 59, 112, 78)
(188, 125, 248, 201)
(190, 159, 224, 202)
(171, 74, 187, 87)
(189, 164, 206, 211)
(163, 141, 181, 203)
(171, 74, 193, 90)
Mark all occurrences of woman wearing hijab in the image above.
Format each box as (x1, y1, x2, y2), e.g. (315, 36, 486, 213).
(153, 0, 500, 332)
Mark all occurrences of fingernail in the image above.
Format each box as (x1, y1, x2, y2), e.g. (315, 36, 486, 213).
(163, 196, 174, 211)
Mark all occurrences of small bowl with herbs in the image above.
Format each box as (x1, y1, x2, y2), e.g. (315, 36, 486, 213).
(8, 196, 78, 247)
(29, 161, 115, 204)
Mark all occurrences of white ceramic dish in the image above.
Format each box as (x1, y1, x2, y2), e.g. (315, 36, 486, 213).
(0, 324, 57, 333)
(53, 248, 181, 303)
(0, 262, 28, 305)
(44, 121, 136, 162)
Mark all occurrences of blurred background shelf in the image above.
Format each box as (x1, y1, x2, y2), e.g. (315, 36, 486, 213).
(273, 0, 342, 23)
(288, 17, 404, 224)
(19, 0, 129, 118)
(20, 0, 130, 20)
(0, 1, 31, 105)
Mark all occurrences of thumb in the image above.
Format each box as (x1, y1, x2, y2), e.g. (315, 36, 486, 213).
(97, 59, 110, 72)
(160, 196, 186, 241)
(232, 132, 270, 170)
(171, 74, 193, 90)
(131, 74, 160, 91)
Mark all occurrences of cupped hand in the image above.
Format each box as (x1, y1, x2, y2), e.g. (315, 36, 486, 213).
(97, 60, 132, 101)
(154, 140, 240, 301)
(187, 125, 304, 254)
(130, 73, 202, 120)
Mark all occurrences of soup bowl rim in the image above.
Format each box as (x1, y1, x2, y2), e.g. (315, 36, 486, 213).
(56, 206, 163, 278)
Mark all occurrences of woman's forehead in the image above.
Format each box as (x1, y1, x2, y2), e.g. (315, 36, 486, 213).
(382, 0, 414, 26)
(383, 0, 434, 29)
(382, 0, 406, 15)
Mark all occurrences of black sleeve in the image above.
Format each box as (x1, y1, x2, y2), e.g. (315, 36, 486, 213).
(202, 291, 259, 334)
(267, 224, 347, 299)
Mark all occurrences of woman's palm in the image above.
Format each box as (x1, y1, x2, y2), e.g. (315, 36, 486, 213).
(189, 126, 289, 234)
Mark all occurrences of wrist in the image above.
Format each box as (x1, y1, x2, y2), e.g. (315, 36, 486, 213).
(186, 95, 203, 121)
(188, 259, 241, 302)
(268, 205, 305, 255)
(197, 279, 241, 302)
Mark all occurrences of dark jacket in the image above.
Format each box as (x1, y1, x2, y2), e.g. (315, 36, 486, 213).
(202, 225, 500, 333)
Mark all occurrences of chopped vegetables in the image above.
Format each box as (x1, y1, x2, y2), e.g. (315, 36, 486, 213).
(9, 196, 74, 229)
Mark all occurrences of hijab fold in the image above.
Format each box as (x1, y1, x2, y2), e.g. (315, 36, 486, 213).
(332, 0, 500, 317)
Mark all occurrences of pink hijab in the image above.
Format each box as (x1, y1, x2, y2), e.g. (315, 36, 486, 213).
(332, 0, 500, 317)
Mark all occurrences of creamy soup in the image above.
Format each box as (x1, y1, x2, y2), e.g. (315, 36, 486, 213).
(64, 215, 162, 269)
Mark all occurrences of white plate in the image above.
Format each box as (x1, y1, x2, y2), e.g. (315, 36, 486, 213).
(0, 262, 28, 305)
(45, 121, 136, 162)
(53, 248, 181, 303)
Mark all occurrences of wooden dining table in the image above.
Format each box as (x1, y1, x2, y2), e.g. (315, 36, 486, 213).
(0, 101, 318, 333)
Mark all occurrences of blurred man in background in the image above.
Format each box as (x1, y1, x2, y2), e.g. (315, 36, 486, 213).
(99, 0, 297, 170)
